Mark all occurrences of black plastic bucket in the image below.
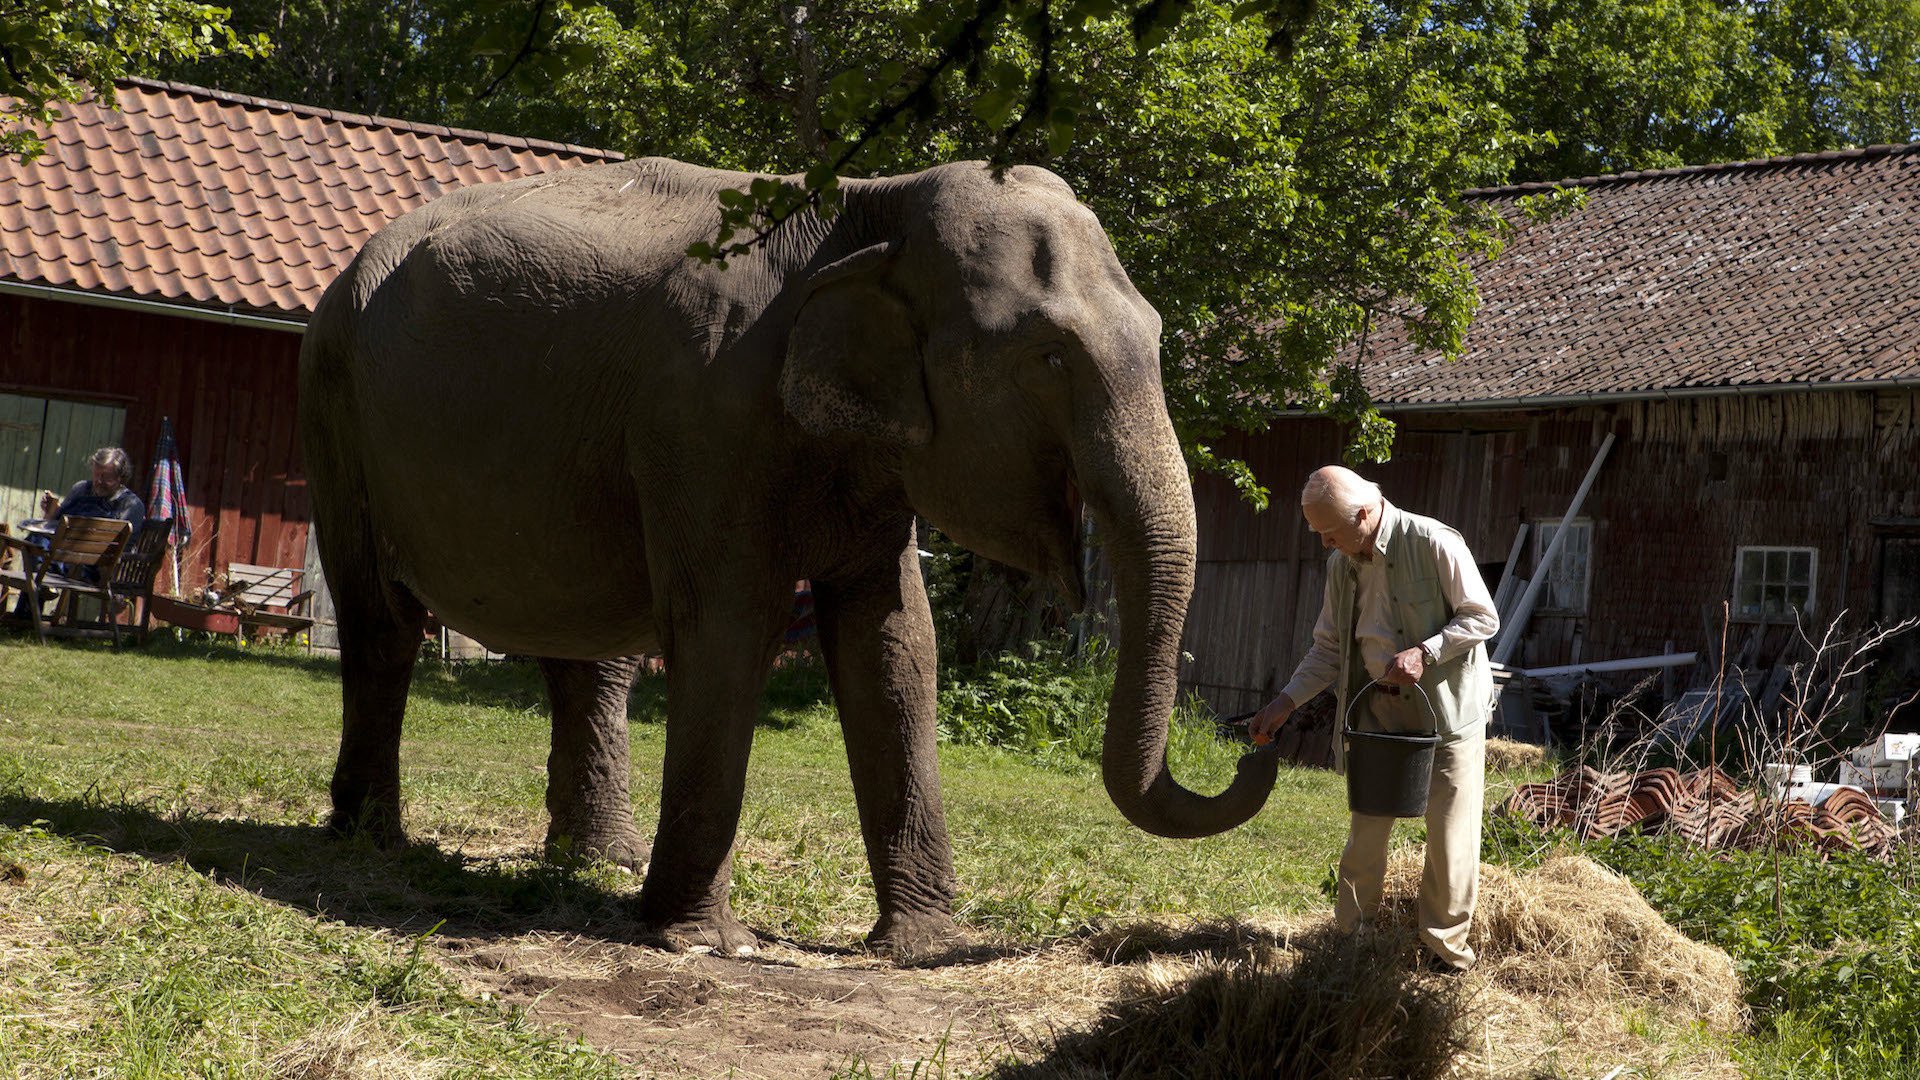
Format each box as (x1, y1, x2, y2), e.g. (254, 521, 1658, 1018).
(1344, 728, 1440, 817)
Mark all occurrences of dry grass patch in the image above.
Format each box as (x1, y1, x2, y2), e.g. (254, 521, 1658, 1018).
(977, 853, 1745, 1080)
(1380, 852, 1743, 1031)
(997, 925, 1468, 1080)
(267, 1006, 425, 1080)
(1380, 851, 1745, 1078)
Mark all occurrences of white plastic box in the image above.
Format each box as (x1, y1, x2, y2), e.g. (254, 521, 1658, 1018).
(1851, 734, 1920, 767)
(1839, 760, 1911, 794)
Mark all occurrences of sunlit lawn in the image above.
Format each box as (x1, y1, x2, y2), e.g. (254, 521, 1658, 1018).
(0, 632, 1382, 1074)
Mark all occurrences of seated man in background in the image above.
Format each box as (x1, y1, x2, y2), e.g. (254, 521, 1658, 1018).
(38, 447, 146, 526)
(7, 447, 147, 619)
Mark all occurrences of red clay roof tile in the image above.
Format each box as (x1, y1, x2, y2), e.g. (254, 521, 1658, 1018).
(0, 78, 620, 318)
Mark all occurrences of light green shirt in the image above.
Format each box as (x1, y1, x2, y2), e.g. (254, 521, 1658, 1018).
(1281, 502, 1500, 767)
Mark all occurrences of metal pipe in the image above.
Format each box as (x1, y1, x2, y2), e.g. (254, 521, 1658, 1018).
(0, 279, 308, 333)
(1519, 652, 1698, 679)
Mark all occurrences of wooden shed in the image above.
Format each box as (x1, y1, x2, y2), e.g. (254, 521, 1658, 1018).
(0, 79, 619, 597)
(1182, 144, 1920, 720)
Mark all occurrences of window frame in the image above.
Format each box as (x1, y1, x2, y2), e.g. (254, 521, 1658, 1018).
(1531, 517, 1593, 616)
(1732, 545, 1818, 623)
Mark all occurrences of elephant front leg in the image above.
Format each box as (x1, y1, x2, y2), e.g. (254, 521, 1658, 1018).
(636, 599, 786, 955)
(815, 536, 962, 960)
(539, 656, 647, 870)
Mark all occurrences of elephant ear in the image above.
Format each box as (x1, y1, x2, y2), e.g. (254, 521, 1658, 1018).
(780, 242, 931, 446)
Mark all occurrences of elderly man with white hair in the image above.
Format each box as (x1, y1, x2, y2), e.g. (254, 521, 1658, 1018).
(1249, 465, 1499, 973)
(37, 447, 146, 526)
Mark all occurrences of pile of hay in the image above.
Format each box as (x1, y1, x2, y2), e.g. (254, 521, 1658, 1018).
(993, 855, 1745, 1079)
(1379, 852, 1745, 1033)
(997, 925, 1469, 1080)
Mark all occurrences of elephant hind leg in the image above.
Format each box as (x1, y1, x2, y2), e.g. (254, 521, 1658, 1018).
(539, 656, 648, 870)
(308, 427, 427, 846)
(324, 566, 428, 847)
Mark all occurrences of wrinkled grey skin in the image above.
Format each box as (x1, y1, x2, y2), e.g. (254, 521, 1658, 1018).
(299, 158, 1279, 957)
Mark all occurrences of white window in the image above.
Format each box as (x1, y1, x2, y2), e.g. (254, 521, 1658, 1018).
(1735, 547, 1816, 621)
(1533, 519, 1592, 614)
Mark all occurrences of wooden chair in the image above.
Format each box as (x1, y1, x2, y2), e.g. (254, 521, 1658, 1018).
(58, 520, 173, 645)
(0, 516, 133, 645)
(0, 524, 12, 611)
(222, 561, 316, 641)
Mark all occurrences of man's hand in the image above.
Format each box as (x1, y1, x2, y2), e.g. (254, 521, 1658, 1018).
(38, 490, 58, 517)
(1383, 646, 1426, 686)
(1247, 692, 1298, 745)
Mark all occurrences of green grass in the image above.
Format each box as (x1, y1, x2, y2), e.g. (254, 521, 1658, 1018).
(0, 633, 1372, 1073)
(1486, 816, 1920, 1079)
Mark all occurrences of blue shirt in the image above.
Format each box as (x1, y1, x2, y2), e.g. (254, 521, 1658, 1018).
(56, 481, 145, 525)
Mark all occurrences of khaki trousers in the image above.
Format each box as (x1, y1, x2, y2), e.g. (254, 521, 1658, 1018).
(1333, 705, 1485, 971)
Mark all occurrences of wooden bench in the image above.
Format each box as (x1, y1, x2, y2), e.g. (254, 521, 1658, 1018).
(222, 562, 317, 641)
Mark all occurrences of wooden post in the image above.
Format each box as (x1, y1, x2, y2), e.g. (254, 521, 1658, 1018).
(1491, 523, 1530, 620)
(1494, 432, 1615, 666)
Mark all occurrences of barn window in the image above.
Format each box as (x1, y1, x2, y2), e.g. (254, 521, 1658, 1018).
(1532, 519, 1592, 614)
(0, 392, 128, 527)
(1734, 546, 1816, 621)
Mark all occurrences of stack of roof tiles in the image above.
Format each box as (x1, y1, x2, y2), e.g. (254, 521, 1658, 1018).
(1502, 765, 1900, 860)
(0, 78, 622, 320)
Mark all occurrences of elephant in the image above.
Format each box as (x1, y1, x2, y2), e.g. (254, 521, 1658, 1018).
(298, 157, 1280, 957)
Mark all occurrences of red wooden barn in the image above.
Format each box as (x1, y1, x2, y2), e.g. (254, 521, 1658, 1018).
(0, 79, 619, 596)
(1183, 145, 1920, 724)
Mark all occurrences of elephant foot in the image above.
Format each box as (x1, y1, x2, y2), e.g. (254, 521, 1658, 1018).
(868, 909, 968, 964)
(544, 824, 648, 872)
(642, 910, 759, 957)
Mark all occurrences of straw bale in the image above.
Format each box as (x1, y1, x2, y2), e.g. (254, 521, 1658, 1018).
(1379, 853, 1745, 1033)
(1484, 738, 1550, 772)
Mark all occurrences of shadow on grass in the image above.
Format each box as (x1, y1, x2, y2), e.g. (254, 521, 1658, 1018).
(0, 787, 650, 945)
(0, 782, 1086, 972)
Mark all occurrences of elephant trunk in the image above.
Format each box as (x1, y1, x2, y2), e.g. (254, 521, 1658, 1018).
(1080, 409, 1279, 839)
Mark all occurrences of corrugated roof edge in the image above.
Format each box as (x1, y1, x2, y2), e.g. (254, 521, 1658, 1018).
(1462, 140, 1920, 197)
(115, 77, 626, 163)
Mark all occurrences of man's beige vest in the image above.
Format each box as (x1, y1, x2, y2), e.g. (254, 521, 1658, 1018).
(1324, 508, 1494, 771)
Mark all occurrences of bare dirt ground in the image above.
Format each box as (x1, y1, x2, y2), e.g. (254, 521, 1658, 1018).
(437, 893, 1744, 1080)
(443, 931, 1074, 1078)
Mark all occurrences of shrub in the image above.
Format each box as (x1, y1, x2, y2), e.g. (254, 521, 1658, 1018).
(935, 636, 1232, 774)
(937, 636, 1116, 766)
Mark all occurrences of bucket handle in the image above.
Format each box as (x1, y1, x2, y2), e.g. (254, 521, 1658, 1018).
(1343, 676, 1441, 739)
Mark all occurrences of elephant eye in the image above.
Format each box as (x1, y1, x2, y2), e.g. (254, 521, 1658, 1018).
(1045, 352, 1065, 371)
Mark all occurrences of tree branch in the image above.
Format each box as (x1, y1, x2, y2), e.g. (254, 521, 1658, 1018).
(721, 0, 1014, 253)
(475, 0, 550, 102)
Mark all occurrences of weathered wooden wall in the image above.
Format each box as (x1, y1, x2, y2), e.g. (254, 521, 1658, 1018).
(0, 293, 309, 589)
(1182, 389, 1920, 716)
